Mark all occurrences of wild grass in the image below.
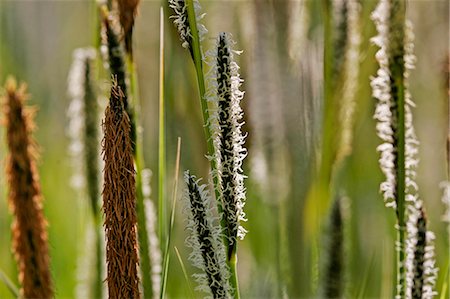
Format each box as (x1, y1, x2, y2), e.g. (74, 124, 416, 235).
(0, 0, 448, 298)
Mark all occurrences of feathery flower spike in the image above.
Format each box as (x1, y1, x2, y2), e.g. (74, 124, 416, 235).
(371, 1, 438, 297)
(2, 77, 54, 299)
(207, 32, 247, 254)
(102, 78, 140, 298)
(405, 205, 438, 299)
(168, 0, 207, 59)
(184, 171, 230, 298)
(67, 47, 100, 216)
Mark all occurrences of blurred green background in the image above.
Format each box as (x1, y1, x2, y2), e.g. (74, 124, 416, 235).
(0, 0, 449, 298)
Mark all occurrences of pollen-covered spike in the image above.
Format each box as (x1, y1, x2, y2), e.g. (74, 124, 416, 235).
(3, 77, 54, 299)
(184, 171, 231, 298)
(208, 32, 247, 250)
(405, 205, 438, 299)
(102, 78, 140, 298)
(168, 0, 207, 59)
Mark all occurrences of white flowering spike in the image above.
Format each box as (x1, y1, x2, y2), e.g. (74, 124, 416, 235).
(337, 0, 361, 161)
(371, 1, 438, 297)
(67, 47, 97, 193)
(371, 0, 397, 209)
(142, 169, 162, 299)
(184, 171, 231, 298)
(206, 33, 247, 249)
(405, 205, 438, 299)
(168, 0, 207, 56)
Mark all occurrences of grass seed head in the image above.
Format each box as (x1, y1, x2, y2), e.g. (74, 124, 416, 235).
(168, 0, 207, 59)
(207, 32, 247, 250)
(2, 76, 54, 299)
(184, 171, 231, 298)
(117, 0, 140, 56)
(102, 78, 140, 298)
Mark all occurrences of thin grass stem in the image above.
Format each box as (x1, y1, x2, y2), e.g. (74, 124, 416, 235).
(161, 137, 182, 299)
(0, 269, 19, 298)
(158, 6, 166, 253)
(174, 246, 195, 299)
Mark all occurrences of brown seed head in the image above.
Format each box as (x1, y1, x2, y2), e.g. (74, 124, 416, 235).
(102, 78, 140, 298)
(116, 0, 140, 55)
(2, 76, 54, 299)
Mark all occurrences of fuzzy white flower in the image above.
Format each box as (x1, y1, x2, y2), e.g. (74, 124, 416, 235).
(371, 1, 438, 298)
(168, 0, 207, 51)
(206, 33, 247, 244)
(405, 204, 438, 299)
(371, 0, 397, 208)
(67, 47, 97, 191)
(184, 171, 231, 298)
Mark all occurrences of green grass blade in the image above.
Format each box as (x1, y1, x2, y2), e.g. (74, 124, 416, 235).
(440, 261, 449, 299)
(161, 137, 182, 299)
(174, 246, 195, 299)
(0, 269, 19, 298)
(158, 5, 166, 254)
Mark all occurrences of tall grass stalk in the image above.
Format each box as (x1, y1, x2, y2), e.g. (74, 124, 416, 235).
(169, 3, 244, 298)
(178, 0, 224, 224)
(161, 137, 182, 299)
(2, 77, 54, 299)
(371, 0, 407, 295)
(371, 0, 439, 297)
(100, 7, 154, 297)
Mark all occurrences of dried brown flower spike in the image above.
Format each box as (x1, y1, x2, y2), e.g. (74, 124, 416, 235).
(2, 76, 53, 299)
(117, 0, 140, 56)
(102, 77, 140, 299)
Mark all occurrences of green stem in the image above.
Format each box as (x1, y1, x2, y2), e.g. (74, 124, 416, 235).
(228, 249, 240, 299)
(128, 58, 154, 299)
(388, 0, 406, 296)
(161, 137, 182, 299)
(158, 5, 166, 254)
(0, 270, 19, 298)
